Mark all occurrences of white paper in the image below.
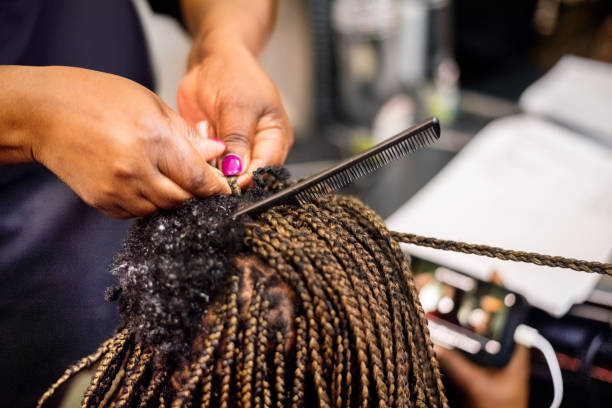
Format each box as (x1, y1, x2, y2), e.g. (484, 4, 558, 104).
(520, 55, 612, 144)
(387, 115, 612, 316)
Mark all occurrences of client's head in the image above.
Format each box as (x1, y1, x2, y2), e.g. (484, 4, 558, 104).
(39, 169, 447, 408)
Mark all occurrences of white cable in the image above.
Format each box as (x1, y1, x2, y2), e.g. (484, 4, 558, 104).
(514, 324, 563, 408)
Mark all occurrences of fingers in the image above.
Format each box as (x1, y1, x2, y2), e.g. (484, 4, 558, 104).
(155, 131, 231, 197)
(434, 345, 484, 390)
(507, 344, 530, 372)
(98, 198, 156, 219)
(117, 117, 229, 218)
(177, 60, 294, 183)
(99, 206, 132, 219)
(489, 270, 504, 286)
(171, 117, 226, 163)
(195, 121, 209, 139)
(126, 197, 158, 217)
(191, 134, 227, 163)
(98, 173, 197, 219)
(238, 123, 293, 187)
(99, 143, 220, 219)
(216, 103, 259, 176)
(142, 175, 192, 209)
(176, 75, 203, 129)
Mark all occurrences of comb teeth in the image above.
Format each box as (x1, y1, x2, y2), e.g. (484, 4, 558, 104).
(232, 117, 440, 218)
(294, 125, 439, 205)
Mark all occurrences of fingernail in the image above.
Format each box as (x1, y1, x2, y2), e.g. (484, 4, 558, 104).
(221, 154, 242, 176)
(210, 138, 225, 147)
(196, 121, 208, 138)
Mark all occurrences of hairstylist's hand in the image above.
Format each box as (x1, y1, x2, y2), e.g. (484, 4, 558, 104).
(0, 65, 230, 218)
(177, 42, 293, 188)
(435, 344, 530, 408)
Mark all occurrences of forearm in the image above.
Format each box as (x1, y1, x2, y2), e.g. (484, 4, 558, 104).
(180, 0, 277, 65)
(0, 65, 41, 164)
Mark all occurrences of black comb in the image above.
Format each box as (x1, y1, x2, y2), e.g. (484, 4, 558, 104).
(233, 117, 440, 218)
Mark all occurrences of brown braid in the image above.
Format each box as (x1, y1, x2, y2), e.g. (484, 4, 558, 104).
(239, 284, 263, 408)
(278, 208, 372, 407)
(290, 316, 307, 408)
(391, 231, 612, 275)
(319, 205, 392, 406)
(254, 296, 271, 408)
(323, 204, 398, 405)
(273, 331, 286, 408)
(37, 329, 128, 408)
(219, 276, 240, 408)
(176, 304, 226, 408)
(114, 344, 152, 408)
(81, 330, 130, 408)
(138, 363, 168, 408)
(340, 196, 448, 406)
(40, 193, 450, 407)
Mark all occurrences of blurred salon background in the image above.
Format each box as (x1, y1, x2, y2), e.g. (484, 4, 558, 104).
(78, 0, 612, 406)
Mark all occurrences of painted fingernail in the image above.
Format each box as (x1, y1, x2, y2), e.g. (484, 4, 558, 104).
(221, 154, 242, 176)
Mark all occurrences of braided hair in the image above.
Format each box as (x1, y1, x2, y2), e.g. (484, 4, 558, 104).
(38, 169, 448, 408)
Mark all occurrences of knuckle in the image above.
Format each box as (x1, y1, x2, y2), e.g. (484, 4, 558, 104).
(185, 169, 207, 193)
(152, 182, 190, 208)
(145, 126, 166, 146)
(108, 209, 130, 219)
(129, 197, 157, 217)
(156, 201, 175, 210)
(82, 189, 110, 209)
(82, 194, 99, 209)
(157, 195, 183, 209)
(222, 132, 249, 147)
(133, 106, 172, 145)
(168, 192, 189, 205)
(219, 92, 251, 111)
(193, 175, 224, 197)
(133, 207, 154, 217)
(196, 184, 217, 197)
(140, 118, 170, 146)
(111, 160, 135, 179)
(89, 199, 124, 218)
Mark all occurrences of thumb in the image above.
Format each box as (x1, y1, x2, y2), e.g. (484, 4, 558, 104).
(215, 105, 258, 176)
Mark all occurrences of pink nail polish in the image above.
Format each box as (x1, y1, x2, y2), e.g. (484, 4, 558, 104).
(221, 154, 242, 176)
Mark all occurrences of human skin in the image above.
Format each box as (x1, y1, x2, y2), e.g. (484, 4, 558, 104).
(415, 271, 529, 407)
(0, 65, 231, 218)
(435, 341, 530, 407)
(0, 0, 292, 217)
(177, 0, 294, 188)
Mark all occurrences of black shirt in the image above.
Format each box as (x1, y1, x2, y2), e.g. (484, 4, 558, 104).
(0, 1, 180, 406)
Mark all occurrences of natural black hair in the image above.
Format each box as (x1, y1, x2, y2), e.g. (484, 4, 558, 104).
(39, 168, 448, 408)
(105, 167, 291, 361)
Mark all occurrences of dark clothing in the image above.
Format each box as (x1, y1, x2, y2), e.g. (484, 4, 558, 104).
(0, 1, 178, 406)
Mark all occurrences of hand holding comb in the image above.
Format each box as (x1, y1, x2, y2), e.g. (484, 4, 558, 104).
(233, 117, 440, 218)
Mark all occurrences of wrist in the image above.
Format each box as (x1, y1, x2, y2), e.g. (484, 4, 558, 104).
(0, 65, 46, 164)
(182, 0, 275, 66)
(188, 30, 253, 68)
